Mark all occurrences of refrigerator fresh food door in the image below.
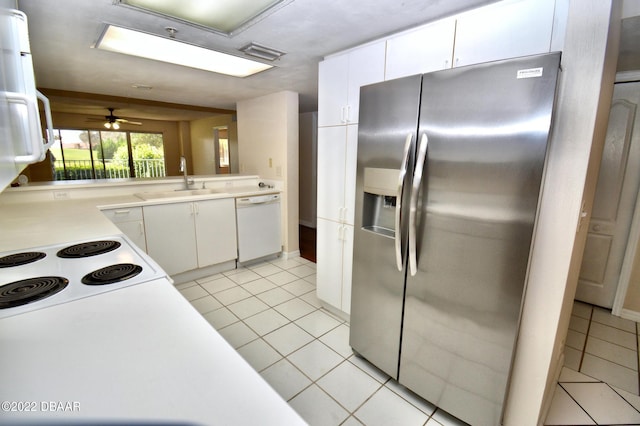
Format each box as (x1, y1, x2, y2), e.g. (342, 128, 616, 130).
(350, 75, 422, 378)
(0, 9, 54, 192)
(400, 53, 561, 426)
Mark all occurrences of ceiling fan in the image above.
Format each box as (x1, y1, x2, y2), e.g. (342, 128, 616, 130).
(87, 108, 142, 129)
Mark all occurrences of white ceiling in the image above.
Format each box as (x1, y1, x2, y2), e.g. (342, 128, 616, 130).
(18, 0, 500, 120)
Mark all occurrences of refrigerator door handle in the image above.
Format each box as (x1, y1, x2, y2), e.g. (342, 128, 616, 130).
(395, 133, 413, 271)
(409, 133, 428, 276)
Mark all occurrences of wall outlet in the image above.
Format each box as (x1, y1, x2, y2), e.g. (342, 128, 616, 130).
(53, 191, 69, 200)
(268, 158, 273, 168)
(276, 165, 282, 177)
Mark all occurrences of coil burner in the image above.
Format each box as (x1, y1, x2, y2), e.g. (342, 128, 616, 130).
(0, 277, 69, 309)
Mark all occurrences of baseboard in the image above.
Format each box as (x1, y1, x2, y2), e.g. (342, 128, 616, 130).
(619, 308, 640, 322)
(319, 301, 350, 323)
(283, 250, 301, 259)
(171, 260, 236, 284)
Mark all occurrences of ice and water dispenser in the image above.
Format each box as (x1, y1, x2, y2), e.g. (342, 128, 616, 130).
(361, 167, 400, 238)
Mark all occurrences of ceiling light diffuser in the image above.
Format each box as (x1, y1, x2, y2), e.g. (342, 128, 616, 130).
(117, 0, 290, 36)
(95, 24, 273, 77)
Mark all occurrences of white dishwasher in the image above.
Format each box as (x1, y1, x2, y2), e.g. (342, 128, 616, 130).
(235, 193, 281, 263)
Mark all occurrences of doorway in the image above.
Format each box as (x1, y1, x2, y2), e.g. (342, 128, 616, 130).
(214, 126, 230, 174)
(575, 81, 640, 308)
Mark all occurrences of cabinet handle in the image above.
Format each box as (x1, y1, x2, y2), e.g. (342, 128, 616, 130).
(345, 105, 351, 123)
(114, 209, 131, 215)
(194, 203, 199, 215)
(138, 222, 144, 235)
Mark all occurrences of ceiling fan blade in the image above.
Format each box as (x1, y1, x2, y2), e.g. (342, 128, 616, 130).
(117, 118, 142, 125)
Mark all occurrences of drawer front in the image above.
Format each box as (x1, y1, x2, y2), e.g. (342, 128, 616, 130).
(102, 207, 143, 223)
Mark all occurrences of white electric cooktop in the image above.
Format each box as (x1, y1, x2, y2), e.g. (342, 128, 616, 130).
(0, 235, 168, 319)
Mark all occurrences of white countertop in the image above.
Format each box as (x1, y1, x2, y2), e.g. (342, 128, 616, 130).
(0, 279, 306, 425)
(0, 186, 279, 252)
(0, 180, 304, 425)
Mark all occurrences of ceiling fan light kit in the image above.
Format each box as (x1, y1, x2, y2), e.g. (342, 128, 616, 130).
(87, 107, 142, 128)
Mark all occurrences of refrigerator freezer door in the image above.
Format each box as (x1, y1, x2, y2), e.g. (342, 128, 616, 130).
(350, 74, 422, 378)
(399, 53, 560, 426)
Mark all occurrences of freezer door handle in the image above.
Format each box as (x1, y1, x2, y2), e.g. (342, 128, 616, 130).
(395, 133, 413, 271)
(409, 133, 428, 276)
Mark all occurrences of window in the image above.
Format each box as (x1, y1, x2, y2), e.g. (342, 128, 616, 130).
(50, 129, 166, 180)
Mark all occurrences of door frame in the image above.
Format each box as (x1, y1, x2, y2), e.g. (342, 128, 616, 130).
(613, 184, 640, 320)
(612, 71, 640, 320)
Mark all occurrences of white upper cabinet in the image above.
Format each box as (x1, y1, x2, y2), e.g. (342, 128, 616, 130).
(318, 41, 386, 127)
(385, 18, 456, 80)
(318, 53, 349, 127)
(453, 0, 556, 68)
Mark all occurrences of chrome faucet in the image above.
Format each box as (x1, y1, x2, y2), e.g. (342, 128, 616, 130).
(179, 156, 194, 190)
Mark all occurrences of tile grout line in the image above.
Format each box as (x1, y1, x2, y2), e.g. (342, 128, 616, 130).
(606, 382, 640, 416)
(182, 258, 453, 425)
(557, 383, 598, 425)
(578, 307, 594, 373)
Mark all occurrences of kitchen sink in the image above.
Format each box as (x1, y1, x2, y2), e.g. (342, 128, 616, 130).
(135, 188, 225, 201)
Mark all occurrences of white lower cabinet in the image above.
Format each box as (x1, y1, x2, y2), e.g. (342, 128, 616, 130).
(316, 218, 353, 314)
(143, 198, 237, 276)
(102, 207, 147, 252)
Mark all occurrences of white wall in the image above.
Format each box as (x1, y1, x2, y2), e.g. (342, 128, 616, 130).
(504, 1, 621, 423)
(190, 114, 238, 175)
(237, 91, 300, 256)
(299, 111, 317, 228)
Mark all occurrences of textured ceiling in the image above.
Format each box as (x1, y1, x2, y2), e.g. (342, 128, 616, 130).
(18, 1, 640, 122)
(18, 0, 500, 120)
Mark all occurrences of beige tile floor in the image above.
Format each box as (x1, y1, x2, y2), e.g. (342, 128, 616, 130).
(177, 257, 640, 425)
(178, 255, 466, 425)
(544, 301, 640, 425)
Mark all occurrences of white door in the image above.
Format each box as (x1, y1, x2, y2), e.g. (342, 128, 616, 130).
(453, 0, 555, 67)
(345, 41, 386, 124)
(317, 126, 347, 223)
(316, 218, 345, 311)
(144, 202, 198, 276)
(195, 198, 237, 267)
(385, 18, 456, 80)
(576, 82, 640, 308)
(318, 53, 349, 127)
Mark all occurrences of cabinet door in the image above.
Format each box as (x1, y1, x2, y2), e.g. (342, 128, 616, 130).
(453, 0, 555, 67)
(115, 221, 147, 253)
(343, 124, 358, 226)
(143, 202, 197, 276)
(316, 218, 344, 311)
(318, 53, 349, 127)
(194, 198, 238, 267)
(340, 224, 354, 314)
(317, 126, 347, 222)
(385, 18, 456, 80)
(346, 41, 386, 124)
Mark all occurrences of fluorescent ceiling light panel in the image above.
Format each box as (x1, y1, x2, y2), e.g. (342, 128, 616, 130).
(118, 0, 287, 35)
(95, 25, 272, 77)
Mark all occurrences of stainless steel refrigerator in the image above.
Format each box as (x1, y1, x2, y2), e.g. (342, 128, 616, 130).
(350, 52, 561, 426)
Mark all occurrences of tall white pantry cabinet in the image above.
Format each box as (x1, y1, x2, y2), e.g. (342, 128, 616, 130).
(316, 0, 567, 315)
